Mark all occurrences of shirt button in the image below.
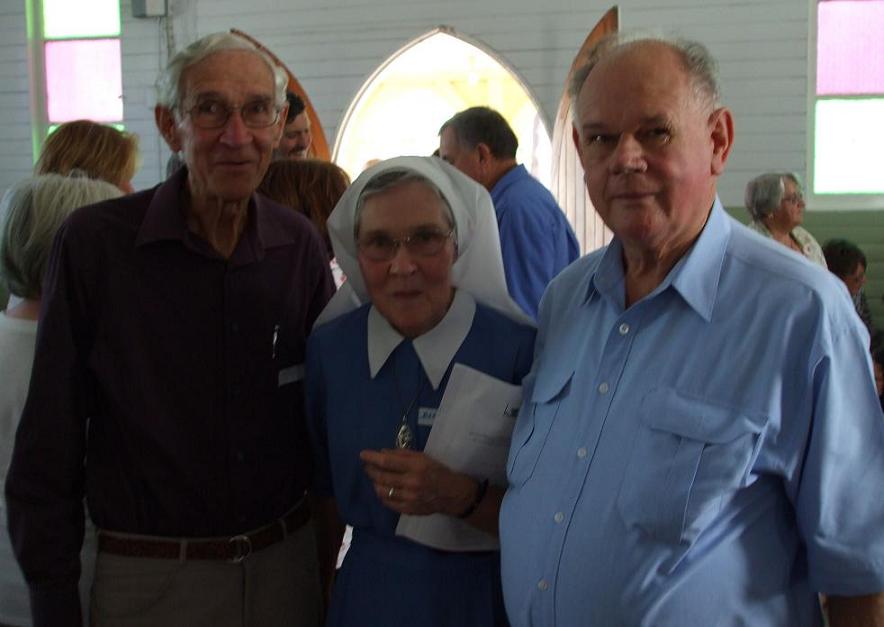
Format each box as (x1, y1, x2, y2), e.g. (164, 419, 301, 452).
(236, 451, 245, 462)
(619, 323, 630, 335)
(598, 382, 609, 394)
(537, 579, 549, 591)
(554, 512, 564, 524)
(577, 447, 587, 459)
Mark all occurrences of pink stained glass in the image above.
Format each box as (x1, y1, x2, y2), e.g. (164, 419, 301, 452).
(817, 1, 884, 95)
(45, 39, 123, 123)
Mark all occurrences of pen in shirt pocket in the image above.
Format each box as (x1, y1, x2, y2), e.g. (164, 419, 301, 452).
(272, 324, 280, 359)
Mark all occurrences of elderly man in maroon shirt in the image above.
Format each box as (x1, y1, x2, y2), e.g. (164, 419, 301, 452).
(5, 33, 334, 627)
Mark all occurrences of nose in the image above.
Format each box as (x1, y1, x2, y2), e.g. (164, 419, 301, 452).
(389, 243, 417, 275)
(610, 134, 646, 174)
(219, 110, 251, 146)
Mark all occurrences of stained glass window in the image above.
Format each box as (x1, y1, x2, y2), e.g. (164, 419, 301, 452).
(45, 39, 123, 122)
(814, 1, 884, 195)
(814, 98, 884, 194)
(42, 0, 121, 39)
(817, 1, 884, 95)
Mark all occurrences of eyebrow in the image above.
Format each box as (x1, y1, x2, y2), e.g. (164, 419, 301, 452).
(191, 91, 273, 103)
(582, 115, 673, 133)
(359, 223, 447, 237)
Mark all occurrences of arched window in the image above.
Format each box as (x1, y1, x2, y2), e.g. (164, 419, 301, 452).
(333, 28, 551, 188)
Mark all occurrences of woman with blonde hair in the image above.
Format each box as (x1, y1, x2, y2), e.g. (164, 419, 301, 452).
(35, 120, 140, 194)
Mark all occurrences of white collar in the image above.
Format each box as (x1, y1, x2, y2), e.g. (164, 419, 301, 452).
(367, 289, 476, 390)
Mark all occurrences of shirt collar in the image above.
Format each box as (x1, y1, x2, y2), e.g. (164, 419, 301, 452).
(668, 199, 730, 321)
(367, 289, 476, 390)
(585, 197, 730, 321)
(490, 163, 525, 199)
(135, 167, 298, 264)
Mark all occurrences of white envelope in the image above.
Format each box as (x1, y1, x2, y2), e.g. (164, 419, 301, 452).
(395, 362, 522, 552)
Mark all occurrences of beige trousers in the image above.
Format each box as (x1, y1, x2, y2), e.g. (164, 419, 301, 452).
(90, 521, 322, 627)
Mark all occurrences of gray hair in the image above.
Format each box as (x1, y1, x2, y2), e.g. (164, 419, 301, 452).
(0, 174, 121, 299)
(354, 168, 456, 239)
(569, 33, 721, 119)
(439, 107, 518, 159)
(744, 172, 801, 220)
(156, 32, 287, 111)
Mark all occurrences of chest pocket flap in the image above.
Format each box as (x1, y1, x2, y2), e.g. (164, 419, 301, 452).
(618, 386, 768, 548)
(642, 387, 767, 443)
(506, 366, 574, 488)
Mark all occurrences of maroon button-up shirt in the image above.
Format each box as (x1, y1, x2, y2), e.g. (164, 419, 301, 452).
(5, 169, 335, 625)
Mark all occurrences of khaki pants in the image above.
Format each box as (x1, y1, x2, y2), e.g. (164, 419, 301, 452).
(90, 521, 322, 627)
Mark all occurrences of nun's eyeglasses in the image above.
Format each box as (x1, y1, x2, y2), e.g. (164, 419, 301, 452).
(357, 228, 454, 261)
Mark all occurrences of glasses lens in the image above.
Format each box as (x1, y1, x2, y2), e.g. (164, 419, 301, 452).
(408, 230, 449, 256)
(242, 101, 278, 128)
(188, 100, 279, 129)
(191, 100, 228, 128)
(359, 236, 396, 261)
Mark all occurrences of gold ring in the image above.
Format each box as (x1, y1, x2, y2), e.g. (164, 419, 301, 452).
(388, 486, 395, 498)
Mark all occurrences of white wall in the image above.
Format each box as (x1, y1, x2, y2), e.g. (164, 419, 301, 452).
(0, 1, 34, 191)
(1, 0, 811, 208)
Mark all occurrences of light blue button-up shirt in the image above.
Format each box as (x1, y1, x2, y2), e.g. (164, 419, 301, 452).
(500, 199, 884, 626)
(491, 165, 580, 320)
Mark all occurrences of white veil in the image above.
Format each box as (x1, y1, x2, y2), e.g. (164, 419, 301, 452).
(314, 156, 531, 328)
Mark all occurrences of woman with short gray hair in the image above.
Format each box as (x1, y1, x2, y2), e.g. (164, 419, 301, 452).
(744, 172, 827, 267)
(0, 173, 120, 627)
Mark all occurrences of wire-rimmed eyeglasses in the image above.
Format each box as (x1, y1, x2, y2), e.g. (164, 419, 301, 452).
(357, 228, 455, 262)
(182, 98, 282, 129)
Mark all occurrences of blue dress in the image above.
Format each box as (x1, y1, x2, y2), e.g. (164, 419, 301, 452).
(306, 301, 535, 627)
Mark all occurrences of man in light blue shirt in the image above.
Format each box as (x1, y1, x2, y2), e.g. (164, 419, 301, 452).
(499, 35, 884, 626)
(439, 107, 579, 318)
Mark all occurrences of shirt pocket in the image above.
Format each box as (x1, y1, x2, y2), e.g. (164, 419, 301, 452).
(506, 368, 574, 488)
(616, 386, 767, 547)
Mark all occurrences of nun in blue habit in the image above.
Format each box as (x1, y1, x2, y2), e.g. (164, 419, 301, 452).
(306, 156, 536, 626)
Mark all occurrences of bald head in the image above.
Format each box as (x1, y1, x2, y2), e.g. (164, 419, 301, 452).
(570, 35, 734, 261)
(570, 36, 720, 121)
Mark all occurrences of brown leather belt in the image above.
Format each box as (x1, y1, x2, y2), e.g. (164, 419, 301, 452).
(98, 499, 310, 563)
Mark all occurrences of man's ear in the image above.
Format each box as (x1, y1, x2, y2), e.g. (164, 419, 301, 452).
(155, 106, 182, 152)
(709, 107, 734, 176)
(475, 142, 492, 165)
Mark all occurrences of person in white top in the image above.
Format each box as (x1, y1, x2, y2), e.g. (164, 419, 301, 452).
(0, 174, 120, 626)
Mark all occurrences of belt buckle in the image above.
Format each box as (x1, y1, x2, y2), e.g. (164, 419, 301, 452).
(228, 534, 252, 564)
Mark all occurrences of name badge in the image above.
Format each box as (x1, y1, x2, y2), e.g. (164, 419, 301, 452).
(417, 407, 437, 426)
(278, 364, 305, 387)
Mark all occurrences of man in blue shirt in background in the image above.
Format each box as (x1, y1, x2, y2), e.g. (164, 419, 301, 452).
(439, 106, 579, 318)
(499, 34, 884, 626)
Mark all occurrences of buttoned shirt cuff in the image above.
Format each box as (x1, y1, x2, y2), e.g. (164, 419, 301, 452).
(29, 580, 82, 627)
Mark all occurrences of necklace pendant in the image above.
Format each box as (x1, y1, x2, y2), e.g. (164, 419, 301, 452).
(396, 422, 415, 449)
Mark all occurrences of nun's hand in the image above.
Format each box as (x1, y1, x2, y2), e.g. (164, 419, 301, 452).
(359, 448, 476, 517)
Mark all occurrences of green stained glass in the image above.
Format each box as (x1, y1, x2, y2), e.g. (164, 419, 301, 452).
(42, 0, 121, 39)
(814, 98, 884, 195)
